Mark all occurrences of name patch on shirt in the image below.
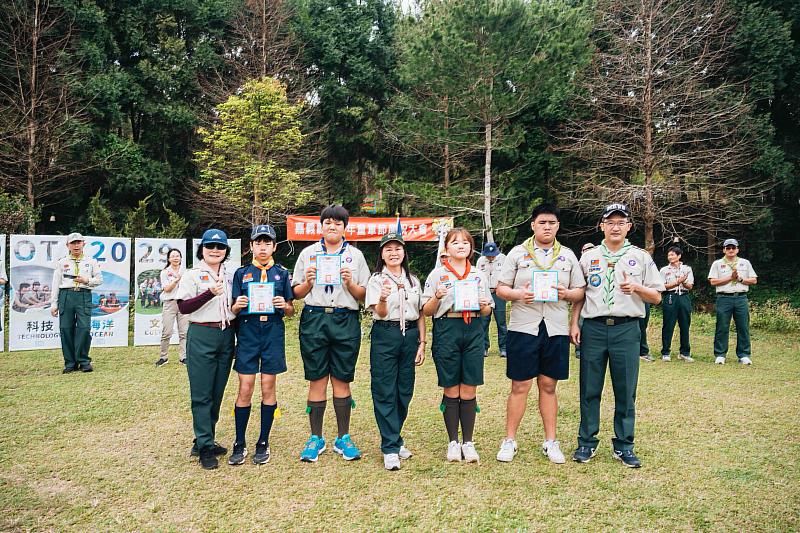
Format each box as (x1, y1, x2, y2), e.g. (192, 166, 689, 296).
(199, 274, 210, 282)
(243, 273, 254, 283)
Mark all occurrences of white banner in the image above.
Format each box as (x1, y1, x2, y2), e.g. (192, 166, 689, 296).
(192, 238, 242, 278)
(8, 235, 131, 351)
(133, 238, 186, 346)
(1, 234, 6, 352)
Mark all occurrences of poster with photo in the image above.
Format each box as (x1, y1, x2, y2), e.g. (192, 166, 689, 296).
(133, 238, 187, 346)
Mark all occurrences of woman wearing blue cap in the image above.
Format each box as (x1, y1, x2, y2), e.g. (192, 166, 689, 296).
(175, 229, 237, 470)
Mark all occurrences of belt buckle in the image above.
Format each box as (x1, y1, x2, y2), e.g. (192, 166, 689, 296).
(605, 318, 614, 326)
(259, 315, 269, 322)
(325, 307, 334, 314)
(72, 287, 81, 292)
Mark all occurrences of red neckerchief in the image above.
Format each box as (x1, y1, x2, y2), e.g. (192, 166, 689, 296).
(442, 257, 473, 324)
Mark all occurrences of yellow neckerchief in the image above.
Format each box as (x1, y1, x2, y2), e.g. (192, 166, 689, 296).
(522, 237, 562, 270)
(723, 255, 739, 285)
(70, 254, 84, 286)
(252, 258, 275, 282)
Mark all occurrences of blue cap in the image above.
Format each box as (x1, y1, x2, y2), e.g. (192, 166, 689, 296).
(482, 242, 500, 257)
(200, 229, 229, 247)
(251, 224, 277, 241)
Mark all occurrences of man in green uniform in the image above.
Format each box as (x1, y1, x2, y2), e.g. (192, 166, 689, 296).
(50, 233, 103, 373)
(570, 204, 664, 468)
(708, 238, 757, 365)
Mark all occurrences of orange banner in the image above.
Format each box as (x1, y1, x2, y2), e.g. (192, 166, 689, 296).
(287, 216, 454, 242)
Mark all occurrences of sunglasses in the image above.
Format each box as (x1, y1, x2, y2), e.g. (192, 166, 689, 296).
(724, 246, 738, 250)
(203, 243, 228, 251)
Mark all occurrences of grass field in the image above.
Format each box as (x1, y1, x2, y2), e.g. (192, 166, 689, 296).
(1, 312, 798, 532)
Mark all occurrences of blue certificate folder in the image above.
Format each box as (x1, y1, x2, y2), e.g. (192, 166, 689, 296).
(247, 282, 275, 314)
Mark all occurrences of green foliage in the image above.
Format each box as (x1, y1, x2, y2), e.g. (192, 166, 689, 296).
(195, 77, 312, 225)
(0, 192, 39, 234)
(87, 192, 121, 237)
(87, 192, 188, 238)
(749, 301, 800, 332)
(158, 207, 189, 239)
(123, 196, 159, 238)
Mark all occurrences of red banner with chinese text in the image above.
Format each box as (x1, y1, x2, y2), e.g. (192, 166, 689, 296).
(286, 216, 453, 242)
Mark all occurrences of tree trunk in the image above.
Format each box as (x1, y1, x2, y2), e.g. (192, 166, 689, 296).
(642, 3, 655, 256)
(25, 0, 41, 234)
(484, 120, 493, 243)
(706, 224, 716, 266)
(443, 95, 450, 190)
(260, 0, 267, 78)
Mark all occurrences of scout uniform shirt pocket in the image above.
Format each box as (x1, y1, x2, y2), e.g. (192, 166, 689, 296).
(616, 256, 645, 285)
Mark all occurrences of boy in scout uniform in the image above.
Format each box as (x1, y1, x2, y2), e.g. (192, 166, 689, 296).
(476, 242, 507, 357)
(292, 205, 371, 462)
(50, 233, 103, 373)
(570, 204, 664, 468)
(708, 238, 757, 365)
(494, 203, 585, 464)
(228, 225, 294, 466)
(659, 245, 694, 362)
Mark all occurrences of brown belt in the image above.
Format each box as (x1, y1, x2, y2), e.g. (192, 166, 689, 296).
(444, 311, 481, 319)
(193, 321, 223, 328)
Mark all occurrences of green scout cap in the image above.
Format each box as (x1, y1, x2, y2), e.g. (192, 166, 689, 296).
(379, 232, 405, 248)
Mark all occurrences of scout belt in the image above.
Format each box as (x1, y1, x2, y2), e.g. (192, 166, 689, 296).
(718, 292, 747, 297)
(373, 320, 416, 329)
(443, 311, 481, 319)
(304, 305, 355, 314)
(587, 316, 638, 326)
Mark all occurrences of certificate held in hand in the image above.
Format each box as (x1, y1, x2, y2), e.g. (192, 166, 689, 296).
(316, 254, 342, 285)
(248, 282, 275, 314)
(453, 279, 481, 311)
(532, 270, 559, 302)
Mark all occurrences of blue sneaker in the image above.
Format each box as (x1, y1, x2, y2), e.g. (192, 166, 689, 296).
(300, 435, 326, 462)
(333, 434, 362, 461)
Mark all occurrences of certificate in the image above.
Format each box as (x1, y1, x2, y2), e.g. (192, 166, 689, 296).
(247, 282, 275, 314)
(453, 279, 481, 311)
(316, 254, 342, 285)
(532, 270, 559, 302)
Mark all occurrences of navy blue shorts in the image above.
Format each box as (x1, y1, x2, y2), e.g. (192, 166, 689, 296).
(506, 322, 569, 381)
(235, 315, 287, 375)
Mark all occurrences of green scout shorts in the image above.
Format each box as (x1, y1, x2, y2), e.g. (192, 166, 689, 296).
(431, 316, 484, 387)
(299, 307, 361, 382)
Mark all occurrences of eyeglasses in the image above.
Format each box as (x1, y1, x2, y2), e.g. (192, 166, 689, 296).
(602, 221, 630, 228)
(724, 246, 738, 250)
(203, 243, 228, 250)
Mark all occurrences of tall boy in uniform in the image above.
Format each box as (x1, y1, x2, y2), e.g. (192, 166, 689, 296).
(292, 205, 371, 462)
(495, 204, 585, 464)
(228, 225, 294, 465)
(708, 238, 757, 365)
(50, 233, 103, 373)
(570, 204, 664, 468)
(476, 242, 507, 357)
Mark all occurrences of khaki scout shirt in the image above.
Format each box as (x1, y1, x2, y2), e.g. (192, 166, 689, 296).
(421, 264, 494, 319)
(580, 246, 665, 319)
(174, 263, 236, 323)
(498, 244, 585, 336)
(160, 266, 186, 301)
(476, 253, 506, 290)
(660, 263, 694, 295)
(365, 269, 422, 321)
(708, 257, 757, 294)
(50, 254, 103, 309)
(291, 241, 370, 310)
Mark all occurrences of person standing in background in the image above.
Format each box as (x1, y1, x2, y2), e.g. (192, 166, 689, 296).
(156, 248, 189, 367)
(659, 245, 694, 362)
(477, 242, 507, 357)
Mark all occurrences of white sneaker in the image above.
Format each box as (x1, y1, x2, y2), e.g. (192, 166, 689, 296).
(446, 440, 462, 462)
(542, 440, 566, 464)
(461, 441, 480, 463)
(398, 445, 412, 460)
(383, 453, 401, 471)
(662, 354, 671, 362)
(715, 356, 726, 365)
(739, 357, 753, 365)
(496, 437, 518, 462)
(678, 354, 695, 362)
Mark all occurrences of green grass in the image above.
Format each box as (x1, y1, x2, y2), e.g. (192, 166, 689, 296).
(1, 312, 798, 531)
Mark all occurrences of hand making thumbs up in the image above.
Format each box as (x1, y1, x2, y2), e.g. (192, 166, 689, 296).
(620, 271, 637, 295)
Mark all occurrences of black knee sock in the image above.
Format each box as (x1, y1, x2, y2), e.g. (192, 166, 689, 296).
(307, 400, 326, 437)
(234, 404, 251, 445)
(258, 403, 277, 445)
(459, 398, 477, 442)
(333, 396, 352, 438)
(442, 395, 461, 442)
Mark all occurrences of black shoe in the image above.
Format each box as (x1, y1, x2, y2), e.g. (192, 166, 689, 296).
(155, 357, 168, 367)
(62, 366, 75, 374)
(612, 449, 642, 468)
(572, 446, 597, 463)
(179, 358, 187, 365)
(191, 440, 227, 457)
(253, 441, 271, 465)
(228, 442, 247, 466)
(199, 448, 219, 470)
(499, 350, 507, 358)
(79, 363, 93, 373)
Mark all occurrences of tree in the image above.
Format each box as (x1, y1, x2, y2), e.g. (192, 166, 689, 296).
(194, 77, 313, 228)
(557, 0, 779, 257)
(384, 0, 589, 242)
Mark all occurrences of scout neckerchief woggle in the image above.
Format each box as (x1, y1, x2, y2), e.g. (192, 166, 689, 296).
(70, 253, 83, 287)
(383, 268, 409, 335)
(522, 236, 562, 270)
(442, 257, 474, 324)
(320, 237, 348, 294)
(201, 260, 230, 329)
(252, 258, 275, 282)
(723, 255, 739, 286)
(600, 239, 632, 310)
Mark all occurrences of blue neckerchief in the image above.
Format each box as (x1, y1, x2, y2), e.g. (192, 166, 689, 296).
(320, 238, 347, 292)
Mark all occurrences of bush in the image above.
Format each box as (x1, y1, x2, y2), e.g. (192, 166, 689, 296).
(749, 300, 800, 333)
